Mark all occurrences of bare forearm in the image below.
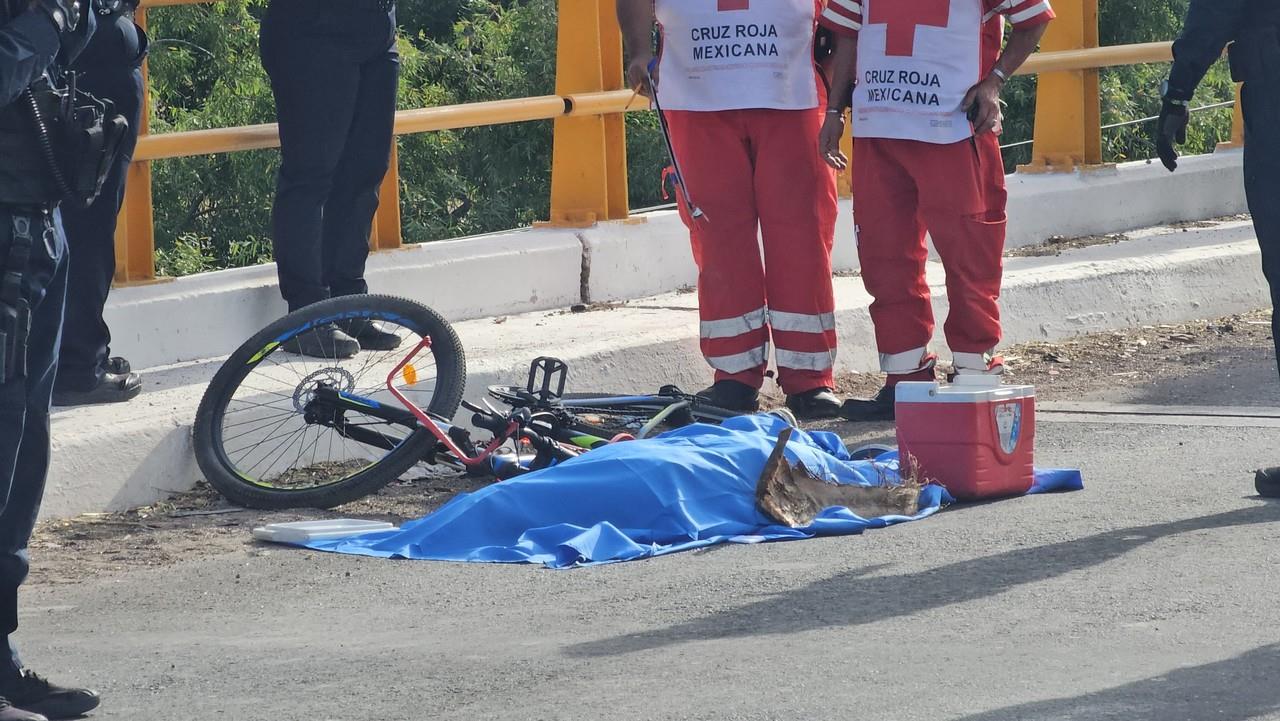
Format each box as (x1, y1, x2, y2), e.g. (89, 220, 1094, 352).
(994, 24, 1048, 79)
(825, 33, 857, 111)
(615, 0, 654, 60)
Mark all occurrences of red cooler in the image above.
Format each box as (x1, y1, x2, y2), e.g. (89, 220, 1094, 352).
(894, 379, 1036, 501)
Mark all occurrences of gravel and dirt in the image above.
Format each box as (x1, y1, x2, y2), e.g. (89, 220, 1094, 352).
(28, 309, 1276, 586)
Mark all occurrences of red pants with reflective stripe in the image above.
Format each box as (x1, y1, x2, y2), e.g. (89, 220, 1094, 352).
(851, 134, 1007, 373)
(666, 107, 839, 395)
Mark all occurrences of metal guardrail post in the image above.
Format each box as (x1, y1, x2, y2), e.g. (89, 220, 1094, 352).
(1020, 0, 1103, 173)
(1218, 83, 1246, 151)
(545, 0, 629, 227)
(837, 111, 853, 199)
(114, 5, 159, 283)
(370, 141, 403, 250)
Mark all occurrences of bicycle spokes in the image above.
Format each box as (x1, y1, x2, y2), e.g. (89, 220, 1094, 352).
(217, 315, 444, 491)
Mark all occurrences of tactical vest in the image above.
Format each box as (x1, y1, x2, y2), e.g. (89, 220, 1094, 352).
(0, 81, 65, 206)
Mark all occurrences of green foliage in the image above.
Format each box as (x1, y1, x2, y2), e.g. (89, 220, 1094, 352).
(1095, 0, 1236, 165)
(147, 0, 276, 273)
(143, 0, 1232, 275)
(1002, 0, 1235, 169)
(396, 0, 558, 240)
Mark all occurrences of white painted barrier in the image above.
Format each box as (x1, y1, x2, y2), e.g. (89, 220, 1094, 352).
(104, 151, 1247, 372)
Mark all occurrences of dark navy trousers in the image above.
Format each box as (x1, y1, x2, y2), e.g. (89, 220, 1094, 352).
(260, 0, 399, 312)
(56, 57, 143, 392)
(0, 208, 67, 677)
(1242, 75, 1280, 379)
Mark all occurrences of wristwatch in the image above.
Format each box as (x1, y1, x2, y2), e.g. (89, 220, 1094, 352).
(1160, 80, 1190, 106)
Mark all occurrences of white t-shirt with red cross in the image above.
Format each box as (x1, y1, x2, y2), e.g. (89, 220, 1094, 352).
(820, 0, 1054, 144)
(654, 0, 824, 112)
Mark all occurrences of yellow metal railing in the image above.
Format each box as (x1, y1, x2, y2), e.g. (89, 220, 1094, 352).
(115, 0, 1230, 283)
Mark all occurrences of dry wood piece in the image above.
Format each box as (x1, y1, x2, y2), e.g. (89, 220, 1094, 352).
(755, 427, 921, 528)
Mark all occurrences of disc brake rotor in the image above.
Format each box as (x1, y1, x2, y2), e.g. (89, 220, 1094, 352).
(293, 367, 357, 413)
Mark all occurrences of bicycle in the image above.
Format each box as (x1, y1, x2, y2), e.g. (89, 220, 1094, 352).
(192, 294, 746, 510)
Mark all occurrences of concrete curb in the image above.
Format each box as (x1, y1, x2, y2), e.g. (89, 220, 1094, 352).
(45, 218, 1269, 520)
(105, 152, 1246, 372)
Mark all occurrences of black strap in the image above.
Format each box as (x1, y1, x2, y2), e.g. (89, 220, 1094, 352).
(2, 213, 34, 310)
(0, 212, 40, 383)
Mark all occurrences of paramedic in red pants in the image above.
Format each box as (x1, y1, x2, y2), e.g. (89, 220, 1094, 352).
(817, 0, 1053, 421)
(617, 0, 843, 420)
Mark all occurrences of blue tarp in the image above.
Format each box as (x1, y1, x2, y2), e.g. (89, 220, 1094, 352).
(302, 415, 1083, 568)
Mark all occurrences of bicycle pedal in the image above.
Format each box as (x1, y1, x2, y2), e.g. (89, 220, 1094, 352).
(526, 356, 569, 402)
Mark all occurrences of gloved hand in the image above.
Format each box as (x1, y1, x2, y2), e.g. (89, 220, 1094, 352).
(1155, 98, 1190, 172)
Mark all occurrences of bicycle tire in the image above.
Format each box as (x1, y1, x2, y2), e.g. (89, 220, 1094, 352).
(193, 295, 466, 509)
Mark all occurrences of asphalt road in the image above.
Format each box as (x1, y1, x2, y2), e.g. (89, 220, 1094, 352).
(16, 361, 1280, 721)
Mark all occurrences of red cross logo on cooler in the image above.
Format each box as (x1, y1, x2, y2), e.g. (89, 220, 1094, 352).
(718, 0, 749, 10)
(867, 0, 951, 56)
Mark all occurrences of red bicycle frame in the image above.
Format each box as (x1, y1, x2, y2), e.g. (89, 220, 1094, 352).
(384, 337, 512, 469)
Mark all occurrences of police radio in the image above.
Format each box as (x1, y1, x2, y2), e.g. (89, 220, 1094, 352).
(24, 75, 129, 208)
(0, 0, 129, 208)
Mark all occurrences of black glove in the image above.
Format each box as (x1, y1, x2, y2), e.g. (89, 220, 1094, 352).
(1155, 98, 1189, 172)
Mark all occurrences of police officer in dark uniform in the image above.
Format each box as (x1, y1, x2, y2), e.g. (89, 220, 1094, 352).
(50, 0, 144, 407)
(1156, 0, 1280, 499)
(259, 0, 403, 359)
(0, 0, 118, 718)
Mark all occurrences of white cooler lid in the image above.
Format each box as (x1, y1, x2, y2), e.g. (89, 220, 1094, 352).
(895, 381, 1035, 404)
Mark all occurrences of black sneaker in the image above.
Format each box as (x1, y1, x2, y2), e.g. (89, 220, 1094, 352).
(841, 384, 896, 422)
(281, 323, 360, 359)
(338, 319, 403, 351)
(1256, 467, 1280, 498)
(0, 697, 46, 721)
(0, 671, 98, 720)
(696, 380, 760, 413)
(786, 387, 842, 420)
(52, 371, 142, 407)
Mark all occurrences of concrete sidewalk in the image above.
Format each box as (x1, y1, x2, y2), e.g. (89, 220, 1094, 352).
(45, 217, 1270, 520)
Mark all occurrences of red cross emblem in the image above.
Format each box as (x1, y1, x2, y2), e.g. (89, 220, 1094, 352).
(866, 0, 951, 57)
(718, 0, 749, 10)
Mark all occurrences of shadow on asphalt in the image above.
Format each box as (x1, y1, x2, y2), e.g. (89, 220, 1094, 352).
(563, 504, 1280, 659)
(947, 642, 1280, 721)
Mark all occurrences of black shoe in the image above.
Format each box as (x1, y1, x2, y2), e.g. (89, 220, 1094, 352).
(52, 371, 142, 407)
(0, 698, 46, 721)
(786, 387, 842, 420)
(281, 324, 360, 359)
(841, 384, 896, 422)
(696, 380, 760, 413)
(0, 670, 98, 720)
(1256, 467, 1280, 498)
(338, 319, 403, 351)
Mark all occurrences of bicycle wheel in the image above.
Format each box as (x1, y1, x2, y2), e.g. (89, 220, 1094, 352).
(487, 386, 739, 437)
(193, 295, 466, 509)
